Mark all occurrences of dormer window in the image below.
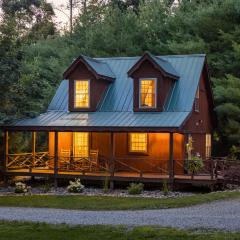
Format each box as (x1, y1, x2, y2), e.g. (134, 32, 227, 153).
(74, 80, 90, 108)
(139, 78, 156, 108)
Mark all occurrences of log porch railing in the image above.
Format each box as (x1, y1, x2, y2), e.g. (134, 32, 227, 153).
(4, 152, 240, 182)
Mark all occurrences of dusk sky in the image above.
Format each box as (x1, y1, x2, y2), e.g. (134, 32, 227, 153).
(47, 0, 79, 29)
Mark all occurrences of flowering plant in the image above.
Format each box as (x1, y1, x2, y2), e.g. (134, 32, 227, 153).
(15, 182, 30, 193)
(67, 178, 85, 193)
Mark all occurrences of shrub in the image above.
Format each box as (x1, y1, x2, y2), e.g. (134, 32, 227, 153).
(40, 183, 52, 193)
(187, 155, 204, 178)
(162, 180, 169, 196)
(127, 183, 144, 195)
(15, 182, 30, 194)
(103, 176, 109, 193)
(67, 178, 85, 193)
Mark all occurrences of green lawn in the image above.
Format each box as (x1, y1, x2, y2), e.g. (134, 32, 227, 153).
(0, 221, 239, 240)
(0, 191, 239, 210)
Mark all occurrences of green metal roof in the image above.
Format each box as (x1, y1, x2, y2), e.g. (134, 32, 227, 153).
(147, 52, 179, 78)
(5, 54, 206, 130)
(81, 55, 116, 80)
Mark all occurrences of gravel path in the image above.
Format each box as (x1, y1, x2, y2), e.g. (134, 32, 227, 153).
(0, 199, 239, 231)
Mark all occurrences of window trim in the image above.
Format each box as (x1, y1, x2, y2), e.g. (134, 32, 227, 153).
(73, 132, 90, 157)
(205, 133, 211, 158)
(128, 133, 149, 155)
(139, 78, 157, 109)
(74, 79, 90, 109)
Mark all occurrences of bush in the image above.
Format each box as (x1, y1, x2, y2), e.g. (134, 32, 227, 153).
(103, 176, 109, 193)
(127, 183, 144, 195)
(187, 155, 204, 178)
(40, 183, 52, 193)
(14, 182, 30, 194)
(67, 178, 85, 193)
(162, 180, 169, 196)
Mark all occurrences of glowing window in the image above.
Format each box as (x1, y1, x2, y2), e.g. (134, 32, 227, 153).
(74, 80, 89, 108)
(140, 79, 156, 108)
(206, 134, 211, 158)
(129, 133, 147, 153)
(74, 132, 89, 157)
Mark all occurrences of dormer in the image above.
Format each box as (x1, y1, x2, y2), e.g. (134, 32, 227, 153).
(63, 55, 115, 112)
(128, 52, 179, 112)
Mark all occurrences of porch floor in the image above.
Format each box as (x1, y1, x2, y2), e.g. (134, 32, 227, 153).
(5, 169, 221, 184)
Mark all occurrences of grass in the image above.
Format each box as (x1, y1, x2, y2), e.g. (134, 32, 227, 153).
(0, 191, 239, 210)
(0, 221, 239, 240)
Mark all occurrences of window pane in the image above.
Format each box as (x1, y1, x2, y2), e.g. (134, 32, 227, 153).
(205, 134, 211, 158)
(75, 80, 89, 108)
(140, 79, 156, 108)
(129, 133, 147, 153)
(74, 132, 89, 157)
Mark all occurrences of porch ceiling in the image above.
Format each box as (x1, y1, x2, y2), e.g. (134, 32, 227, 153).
(2, 110, 190, 131)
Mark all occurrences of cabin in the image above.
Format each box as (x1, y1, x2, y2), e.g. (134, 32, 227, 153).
(0, 52, 216, 187)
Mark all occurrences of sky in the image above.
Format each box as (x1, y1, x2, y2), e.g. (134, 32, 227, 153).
(47, 0, 79, 29)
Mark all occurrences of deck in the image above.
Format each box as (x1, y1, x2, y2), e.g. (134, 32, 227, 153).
(4, 168, 221, 185)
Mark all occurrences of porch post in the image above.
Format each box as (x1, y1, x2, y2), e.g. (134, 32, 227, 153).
(2, 130, 8, 186)
(110, 132, 115, 190)
(169, 132, 174, 183)
(54, 131, 58, 188)
(31, 131, 36, 170)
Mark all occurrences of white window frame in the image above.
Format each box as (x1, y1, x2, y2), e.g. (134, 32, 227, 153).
(129, 133, 148, 154)
(74, 79, 90, 108)
(139, 78, 157, 109)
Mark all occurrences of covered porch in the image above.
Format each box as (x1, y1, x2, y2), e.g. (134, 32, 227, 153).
(1, 130, 216, 185)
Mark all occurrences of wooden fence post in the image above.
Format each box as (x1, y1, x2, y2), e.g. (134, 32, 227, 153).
(31, 131, 36, 170)
(110, 132, 115, 190)
(54, 131, 58, 188)
(169, 132, 174, 187)
(2, 130, 8, 186)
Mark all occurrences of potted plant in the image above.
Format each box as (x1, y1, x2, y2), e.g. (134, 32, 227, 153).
(187, 154, 204, 179)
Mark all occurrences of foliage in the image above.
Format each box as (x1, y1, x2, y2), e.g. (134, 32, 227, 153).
(14, 182, 30, 194)
(40, 183, 52, 193)
(162, 180, 169, 196)
(187, 156, 204, 176)
(103, 176, 109, 193)
(127, 183, 144, 195)
(67, 178, 85, 193)
(229, 145, 240, 160)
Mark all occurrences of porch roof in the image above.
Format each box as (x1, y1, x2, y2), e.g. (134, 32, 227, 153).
(4, 111, 189, 131)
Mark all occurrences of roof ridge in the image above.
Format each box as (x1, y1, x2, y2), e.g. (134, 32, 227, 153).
(95, 54, 206, 60)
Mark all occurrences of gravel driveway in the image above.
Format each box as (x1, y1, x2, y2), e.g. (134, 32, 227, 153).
(0, 199, 239, 231)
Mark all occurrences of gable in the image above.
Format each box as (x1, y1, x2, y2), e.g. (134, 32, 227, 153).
(49, 54, 207, 113)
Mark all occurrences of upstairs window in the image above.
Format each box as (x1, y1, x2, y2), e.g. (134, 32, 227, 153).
(194, 86, 199, 112)
(129, 133, 148, 153)
(139, 79, 156, 108)
(74, 80, 90, 108)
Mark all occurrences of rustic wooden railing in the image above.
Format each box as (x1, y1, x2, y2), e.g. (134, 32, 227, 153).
(114, 157, 169, 177)
(4, 153, 240, 183)
(57, 155, 110, 173)
(6, 152, 50, 170)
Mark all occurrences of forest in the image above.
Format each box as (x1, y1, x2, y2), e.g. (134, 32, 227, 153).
(0, 0, 240, 156)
